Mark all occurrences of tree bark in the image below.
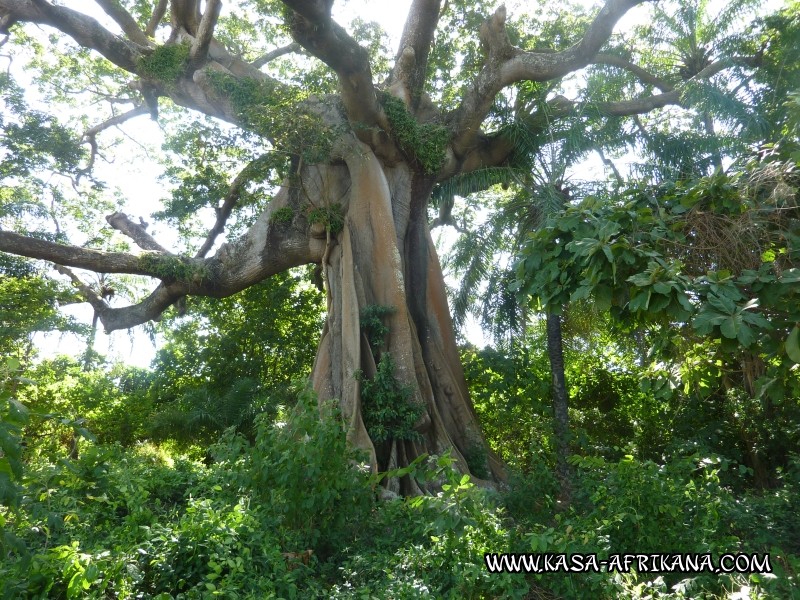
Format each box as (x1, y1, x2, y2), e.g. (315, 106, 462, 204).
(306, 140, 504, 493)
(546, 311, 571, 503)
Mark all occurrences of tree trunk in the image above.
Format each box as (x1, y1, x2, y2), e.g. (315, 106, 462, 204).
(546, 311, 571, 502)
(304, 140, 504, 495)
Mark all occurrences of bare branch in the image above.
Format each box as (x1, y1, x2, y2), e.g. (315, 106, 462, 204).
(0, 0, 144, 71)
(251, 42, 301, 69)
(0, 230, 184, 277)
(81, 105, 149, 173)
(53, 264, 107, 314)
(1, 181, 325, 333)
(98, 198, 324, 331)
(195, 159, 262, 259)
(93, 0, 151, 46)
(597, 148, 623, 185)
(189, 0, 221, 67)
(598, 90, 681, 115)
(106, 212, 171, 253)
(96, 282, 183, 331)
(145, 0, 168, 37)
(593, 53, 673, 92)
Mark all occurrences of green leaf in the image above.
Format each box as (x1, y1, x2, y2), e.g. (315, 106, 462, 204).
(787, 326, 800, 364)
(628, 290, 651, 312)
(781, 268, 800, 284)
(736, 323, 755, 347)
(601, 244, 614, 264)
(677, 292, 694, 312)
(595, 285, 613, 311)
(720, 316, 738, 339)
(693, 309, 727, 335)
(653, 281, 672, 295)
(707, 293, 736, 315)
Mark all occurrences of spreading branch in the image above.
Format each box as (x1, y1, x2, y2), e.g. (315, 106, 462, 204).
(189, 0, 221, 67)
(0, 230, 180, 276)
(450, 0, 650, 157)
(81, 105, 149, 173)
(0, 0, 144, 71)
(195, 159, 262, 259)
(448, 90, 682, 179)
(0, 182, 325, 332)
(53, 264, 107, 314)
(145, 0, 168, 37)
(93, 0, 151, 47)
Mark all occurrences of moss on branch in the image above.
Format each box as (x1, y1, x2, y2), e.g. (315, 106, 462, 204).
(307, 203, 344, 234)
(137, 43, 190, 83)
(138, 253, 207, 282)
(269, 206, 294, 225)
(382, 94, 449, 175)
(206, 72, 337, 163)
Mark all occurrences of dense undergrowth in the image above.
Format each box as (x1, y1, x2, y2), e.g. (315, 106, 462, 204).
(1, 370, 798, 599)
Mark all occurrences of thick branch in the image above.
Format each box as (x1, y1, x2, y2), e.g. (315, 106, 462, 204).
(93, 0, 150, 47)
(145, 0, 168, 37)
(0, 0, 143, 71)
(282, 0, 384, 133)
(389, 0, 441, 107)
(0, 230, 184, 276)
(1, 182, 325, 332)
(106, 211, 171, 253)
(450, 0, 649, 157)
(100, 201, 322, 331)
(189, 0, 221, 67)
(170, 0, 200, 35)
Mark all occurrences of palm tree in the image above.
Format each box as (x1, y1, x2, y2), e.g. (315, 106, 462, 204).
(440, 142, 578, 500)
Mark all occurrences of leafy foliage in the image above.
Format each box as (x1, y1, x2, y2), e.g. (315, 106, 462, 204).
(148, 270, 323, 444)
(360, 303, 395, 351)
(306, 203, 344, 234)
(382, 94, 450, 175)
(358, 355, 423, 445)
(207, 71, 339, 162)
(137, 43, 190, 83)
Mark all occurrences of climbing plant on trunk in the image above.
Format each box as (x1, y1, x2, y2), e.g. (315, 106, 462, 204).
(0, 0, 777, 493)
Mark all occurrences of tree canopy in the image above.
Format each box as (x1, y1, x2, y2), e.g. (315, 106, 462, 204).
(0, 0, 780, 328)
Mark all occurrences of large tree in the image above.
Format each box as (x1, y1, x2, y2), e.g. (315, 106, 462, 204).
(0, 0, 772, 493)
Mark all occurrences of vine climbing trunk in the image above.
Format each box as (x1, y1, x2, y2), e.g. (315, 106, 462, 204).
(306, 139, 504, 495)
